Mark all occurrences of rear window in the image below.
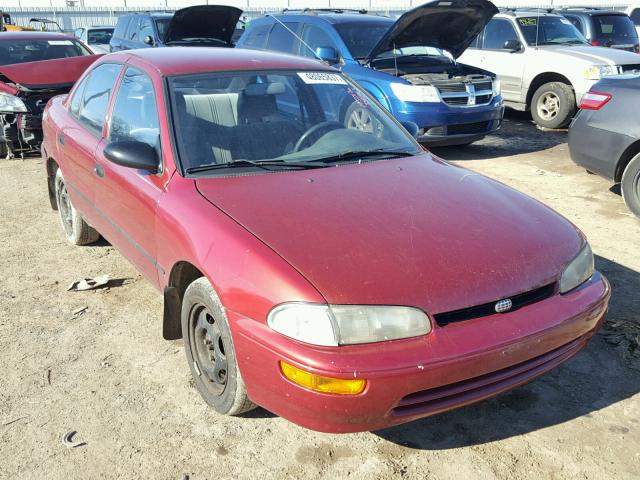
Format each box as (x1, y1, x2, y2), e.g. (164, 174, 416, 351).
(0, 39, 91, 66)
(87, 28, 114, 45)
(113, 16, 131, 39)
(334, 20, 393, 59)
(592, 15, 638, 44)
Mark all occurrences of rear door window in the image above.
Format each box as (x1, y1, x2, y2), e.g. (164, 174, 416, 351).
(139, 19, 154, 41)
(266, 22, 300, 53)
(631, 9, 640, 25)
(482, 19, 519, 49)
(77, 63, 122, 135)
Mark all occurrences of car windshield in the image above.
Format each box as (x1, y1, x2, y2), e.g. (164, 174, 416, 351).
(518, 16, 588, 46)
(0, 39, 91, 66)
(169, 70, 421, 174)
(592, 15, 638, 44)
(334, 20, 394, 59)
(87, 28, 114, 45)
(155, 18, 171, 42)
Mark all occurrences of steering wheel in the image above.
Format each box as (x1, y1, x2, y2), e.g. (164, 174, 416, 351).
(293, 121, 343, 152)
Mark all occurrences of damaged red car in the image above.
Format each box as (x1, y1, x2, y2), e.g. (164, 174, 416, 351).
(0, 32, 97, 158)
(42, 48, 610, 433)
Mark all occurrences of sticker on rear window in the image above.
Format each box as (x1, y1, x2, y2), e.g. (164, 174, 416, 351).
(47, 40, 74, 45)
(560, 18, 572, 25)
(518, 18, 537, 26)
(297, 72, 347, 85)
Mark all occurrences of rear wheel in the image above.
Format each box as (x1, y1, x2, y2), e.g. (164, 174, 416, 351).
(181, 277, 256, 415)
(531, 82, 575, 129)
(54, 169, 100, 245)
(621, 153, 640, 219)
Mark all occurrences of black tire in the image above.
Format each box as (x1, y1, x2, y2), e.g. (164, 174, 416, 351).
(530, 82, 576, 129)
(181, 277, 256, 416)
(54, 169, 100, 245)
(621, 153, 640, 219)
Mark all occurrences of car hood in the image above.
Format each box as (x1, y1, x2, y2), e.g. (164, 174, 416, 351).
(539, 44, 640, 65)
(164, 5, 243, 45)
(195, 155, 582, 315)
(367, 0, 498, 61)
(0, 55, 101, 90)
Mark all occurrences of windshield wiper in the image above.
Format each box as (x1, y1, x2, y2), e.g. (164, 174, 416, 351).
(309, 149, 417, 164)
(186, 159, 328, 174)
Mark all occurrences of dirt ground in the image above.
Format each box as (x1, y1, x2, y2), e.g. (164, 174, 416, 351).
(1, 112, 639, 480)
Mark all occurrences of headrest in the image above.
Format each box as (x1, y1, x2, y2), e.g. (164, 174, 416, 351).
(244, 82, 286, 96)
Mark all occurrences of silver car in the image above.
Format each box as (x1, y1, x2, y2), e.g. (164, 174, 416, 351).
(73, 25, 114, 54)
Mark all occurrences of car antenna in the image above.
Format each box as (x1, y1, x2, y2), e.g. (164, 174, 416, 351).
(266, 14, 324, 62)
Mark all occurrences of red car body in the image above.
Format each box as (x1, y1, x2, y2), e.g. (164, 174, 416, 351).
(41, 48, 610, 433)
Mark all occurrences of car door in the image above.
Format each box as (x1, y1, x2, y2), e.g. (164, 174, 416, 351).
(93, 66, 165, 283)
(476, 18, 525, 102)
(122, 16, 141, 50)
(138, 17, 155, 47)
(60, 63, 122, 226)
(265, 21, 301, 54)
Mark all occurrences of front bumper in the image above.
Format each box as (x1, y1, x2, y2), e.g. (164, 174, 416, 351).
(231, 273, 610, 433)
(391, 96, 505, 147)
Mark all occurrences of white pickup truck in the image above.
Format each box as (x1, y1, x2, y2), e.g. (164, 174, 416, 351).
(459, 10, 640, 128)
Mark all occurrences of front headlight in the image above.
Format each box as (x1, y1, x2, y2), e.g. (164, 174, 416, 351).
(492, 78, 501, 96)
(559, 243, 594, 294)
(0, 92, 27, 113)
(390, 83, 440, 103)
(267, 303, 431, 346)
(583, 65, 620, 80)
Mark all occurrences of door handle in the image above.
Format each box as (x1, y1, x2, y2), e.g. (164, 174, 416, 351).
(94, 164, 105, 178)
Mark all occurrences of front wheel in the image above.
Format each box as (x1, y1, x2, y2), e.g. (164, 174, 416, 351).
(54, 168, 100, 245)
(531, 82, 576, 129)
(621, 153, 640, 219)
(181, 277, 256, 415)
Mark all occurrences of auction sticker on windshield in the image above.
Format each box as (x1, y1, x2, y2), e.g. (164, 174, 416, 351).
(48, 40, 74, 45)
(297, 72, 347, 85)
(518, 18, 537, 26)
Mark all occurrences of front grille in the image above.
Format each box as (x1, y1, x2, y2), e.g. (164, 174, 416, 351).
(433, 283, 556, 326)
(436, 78, 494, 107)
(392, 337, 586, 418)
(446, 121, 490, 136)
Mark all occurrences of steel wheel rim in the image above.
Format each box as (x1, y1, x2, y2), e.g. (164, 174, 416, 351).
(347, 107, 374, 133)
(189, 304, 227, 396)
(537, 92, 560, 121)
(57, 180, 74, 238)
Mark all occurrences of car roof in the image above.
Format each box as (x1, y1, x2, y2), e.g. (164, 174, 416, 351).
(121, 12, 173, 19)
(110, 47, 335, 76)
(86, 25, 114, 29)
(557, 9, 628, 16)
(0, 31, 78, 41)
(498, 10, 559, 18)
(271, 11, 393, 24)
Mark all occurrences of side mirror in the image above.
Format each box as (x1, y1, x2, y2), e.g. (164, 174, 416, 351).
(315, 46, 340, 64)
(143, 35, 154, 46)
(104, 141, 159, 173)
(503, 39, 522, 52)
(400, 121, 420, 139)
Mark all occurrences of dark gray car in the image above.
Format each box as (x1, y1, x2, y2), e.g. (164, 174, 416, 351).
(568, 73, 640, 218)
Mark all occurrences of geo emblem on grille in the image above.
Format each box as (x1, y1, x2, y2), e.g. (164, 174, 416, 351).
(494, 298, 513, 313)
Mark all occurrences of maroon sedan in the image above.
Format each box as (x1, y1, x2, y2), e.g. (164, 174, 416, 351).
(41, 48, 610, 433)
